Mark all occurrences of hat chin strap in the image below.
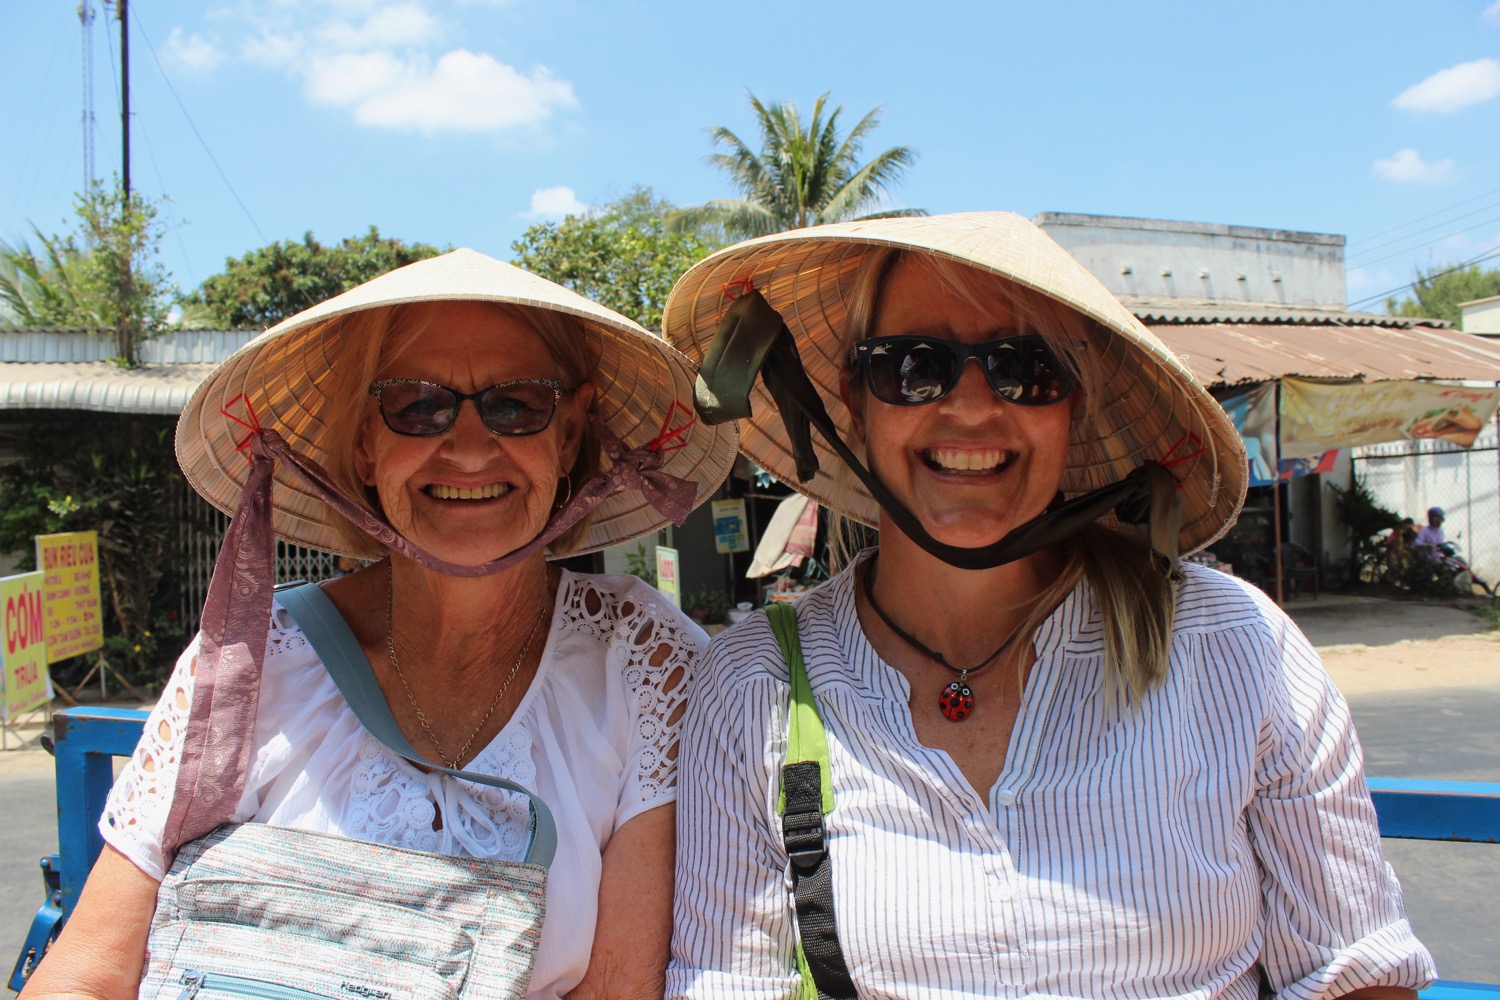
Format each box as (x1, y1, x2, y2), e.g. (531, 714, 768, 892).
(695, 290, 1181, 573)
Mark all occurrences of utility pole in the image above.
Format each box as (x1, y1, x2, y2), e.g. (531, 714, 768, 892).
(119, 0, 130, 197)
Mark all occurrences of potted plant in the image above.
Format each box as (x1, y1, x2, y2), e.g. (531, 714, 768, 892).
(684, 586, 730, 626)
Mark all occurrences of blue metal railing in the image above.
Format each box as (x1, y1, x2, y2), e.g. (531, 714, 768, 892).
(10, 708, 1500, 994)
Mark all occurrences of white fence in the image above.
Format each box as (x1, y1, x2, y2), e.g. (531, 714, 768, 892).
(1352, 419, 1499, 584)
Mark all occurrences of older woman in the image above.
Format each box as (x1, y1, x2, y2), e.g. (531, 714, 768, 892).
(23, 250, 736, 1000)
(662, 215, 1434, 1000)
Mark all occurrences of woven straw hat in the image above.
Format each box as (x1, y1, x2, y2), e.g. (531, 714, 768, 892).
(177, 248, 738, 556)
(662, 212, 1246, 555)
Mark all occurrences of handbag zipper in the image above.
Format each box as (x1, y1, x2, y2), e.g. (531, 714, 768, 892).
(177, 970, 338, 1000)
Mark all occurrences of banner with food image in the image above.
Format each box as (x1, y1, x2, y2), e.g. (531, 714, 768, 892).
(1213, 383, 1339, 485)
(1279, 378, 1500, 459)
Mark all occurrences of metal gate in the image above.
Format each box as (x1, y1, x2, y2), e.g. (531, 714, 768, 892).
(170, 477, 342, 635)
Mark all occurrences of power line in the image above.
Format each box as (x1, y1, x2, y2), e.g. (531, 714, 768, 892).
(1346, 199, 1500, 265)
(129, 4, 267, 245)
(1346, 183, 1500, 251)
(1348, 209, 1500, 272)
(1348, 243, 1500, 310)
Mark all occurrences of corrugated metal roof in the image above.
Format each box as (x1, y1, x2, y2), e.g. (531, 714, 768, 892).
(0, 329, 257, 364)
(1148, 322, 1500, 386)
(1125, 298, 1448, 328)
(0, 362, 217, 414)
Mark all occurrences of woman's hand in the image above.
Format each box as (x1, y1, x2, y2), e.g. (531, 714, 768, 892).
(569, 804, 675, 1000)
(19, 845, 158, 1000)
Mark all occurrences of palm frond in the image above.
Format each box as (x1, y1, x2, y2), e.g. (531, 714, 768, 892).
(684, 91, 922, 235)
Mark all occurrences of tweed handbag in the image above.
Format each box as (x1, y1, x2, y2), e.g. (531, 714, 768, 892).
(135, 583, 555, 1000)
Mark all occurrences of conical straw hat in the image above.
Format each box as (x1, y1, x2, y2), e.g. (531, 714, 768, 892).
(662, 212, 1245, 555)
(177, 248, 738, 556)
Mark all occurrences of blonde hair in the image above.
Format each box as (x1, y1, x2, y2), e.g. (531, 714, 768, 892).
(828, 248, 1175, 701)
(315, 301, 602, 558)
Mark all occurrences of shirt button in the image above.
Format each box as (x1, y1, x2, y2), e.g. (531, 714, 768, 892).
(995, 882, 1015, 902)
(996, 788, 1017, 807)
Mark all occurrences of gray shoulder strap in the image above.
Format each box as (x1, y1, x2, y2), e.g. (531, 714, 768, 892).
(275, 582, 557, 868)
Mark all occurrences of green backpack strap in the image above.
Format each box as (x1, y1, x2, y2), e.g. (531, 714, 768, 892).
(767, 601, 855, 1000)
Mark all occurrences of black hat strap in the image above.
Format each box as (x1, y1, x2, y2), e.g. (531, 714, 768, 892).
(694, 289, 1181, 573)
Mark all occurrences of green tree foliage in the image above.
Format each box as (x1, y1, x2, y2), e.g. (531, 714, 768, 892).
(1386, 263, 1500, 326)
(182, 227, 444, 329)
(511, 187, 715, 330)
(0, 414, 187, 687)
(671, 92, 923, 240)
(0, 180, 173, 365)
(1329, 476, 1403, 583)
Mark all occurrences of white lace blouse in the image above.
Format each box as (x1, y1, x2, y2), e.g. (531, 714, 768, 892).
(102, 570, 703, 1000)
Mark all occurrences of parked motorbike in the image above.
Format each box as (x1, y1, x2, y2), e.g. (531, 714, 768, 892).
(1433, 540, 1496, 597)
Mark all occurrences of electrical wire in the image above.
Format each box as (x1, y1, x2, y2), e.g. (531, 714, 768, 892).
(1348, 244, 1500, 310)
(1346, 184, 1500, 252)
(1348, 210, 1500, 272)
(129, 4, 267, 245)
(134, 106, 199, 289)
(1347, 200, 1500, 265)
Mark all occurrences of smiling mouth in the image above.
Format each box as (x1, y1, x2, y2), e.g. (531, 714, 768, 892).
(425, 483, 511, 501)
(924, 448, 1013, 475)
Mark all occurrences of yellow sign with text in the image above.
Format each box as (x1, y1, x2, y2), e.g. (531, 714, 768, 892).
(35, 531, 104, 663)
(1, 571, 52, 720)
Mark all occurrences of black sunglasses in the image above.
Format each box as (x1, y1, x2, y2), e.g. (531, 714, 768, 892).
(850, 335, 1075, 408)
(367, 378, 566, 436)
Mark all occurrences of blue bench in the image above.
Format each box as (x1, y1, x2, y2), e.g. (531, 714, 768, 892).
(10, 708, 1500, 995)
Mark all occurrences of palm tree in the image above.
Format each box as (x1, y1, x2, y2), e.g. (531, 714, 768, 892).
(671, 92, 924, 239)
(0, 232, 102, 328)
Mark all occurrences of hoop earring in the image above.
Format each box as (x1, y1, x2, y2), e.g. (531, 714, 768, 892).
(554, 475, 573, 511)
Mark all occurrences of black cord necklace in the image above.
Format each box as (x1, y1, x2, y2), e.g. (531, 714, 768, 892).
(861, 559, 1024, 722)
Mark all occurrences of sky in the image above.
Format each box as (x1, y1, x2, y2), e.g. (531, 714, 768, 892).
(5, 0, 1500, 315)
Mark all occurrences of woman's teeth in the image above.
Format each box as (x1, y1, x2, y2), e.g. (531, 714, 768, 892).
(927, 448, 1006, 473)
(428, 483, 509, 500)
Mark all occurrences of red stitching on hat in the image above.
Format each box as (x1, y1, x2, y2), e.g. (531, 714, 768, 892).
(647, 401, 696, 452)
(722, 277, 756, 300)
(1157, 433, 1205, 488)
(220, 394, 265, 454)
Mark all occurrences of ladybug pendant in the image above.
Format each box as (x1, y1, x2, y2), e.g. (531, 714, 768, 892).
(939, 680, 974, 722)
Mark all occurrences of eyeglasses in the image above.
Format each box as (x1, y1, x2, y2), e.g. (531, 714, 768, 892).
(849, 335, 1075, 408)
(367, 378, 566, 436)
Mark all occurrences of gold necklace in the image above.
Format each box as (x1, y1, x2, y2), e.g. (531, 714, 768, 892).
(384, 569, 548, 769)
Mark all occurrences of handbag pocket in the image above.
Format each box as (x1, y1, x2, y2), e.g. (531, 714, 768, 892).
(174, 879, 474, 978)
(144, 921, 460, 1000)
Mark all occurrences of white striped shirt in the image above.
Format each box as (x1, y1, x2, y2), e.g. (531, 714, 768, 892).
(668, 560, 1435, 1000)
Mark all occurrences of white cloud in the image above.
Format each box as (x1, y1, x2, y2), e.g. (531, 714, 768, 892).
(241, 30, 302, 68)
(522, 186, 590, 218)
(162, 27, 224, 72)
(1372, 148, 1456, 184)
(303, 49, 576, 133)
(1484, 0, 1500, 25)
(218, 1, 578, 135)
(314, 3, 441, 51)
(1392, 58, 1500, 113)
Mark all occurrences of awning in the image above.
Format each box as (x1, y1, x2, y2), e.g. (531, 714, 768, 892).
(0, 362, 217, 415)
(1147, 323, 1500, 387)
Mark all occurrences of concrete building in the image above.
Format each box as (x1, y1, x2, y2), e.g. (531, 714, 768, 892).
(1035, 213, 1500, 588)
(1459, 294, 1500, 338)
(1034, 213, 1348, 311)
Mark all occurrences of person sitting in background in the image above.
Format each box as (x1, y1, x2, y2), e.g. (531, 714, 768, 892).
(1414, 507, 1446, 560)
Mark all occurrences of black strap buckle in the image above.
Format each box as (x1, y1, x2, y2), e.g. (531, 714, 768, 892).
(782, 807, 827, 872)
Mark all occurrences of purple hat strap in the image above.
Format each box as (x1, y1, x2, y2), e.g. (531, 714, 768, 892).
(161, 402, 700, 856)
